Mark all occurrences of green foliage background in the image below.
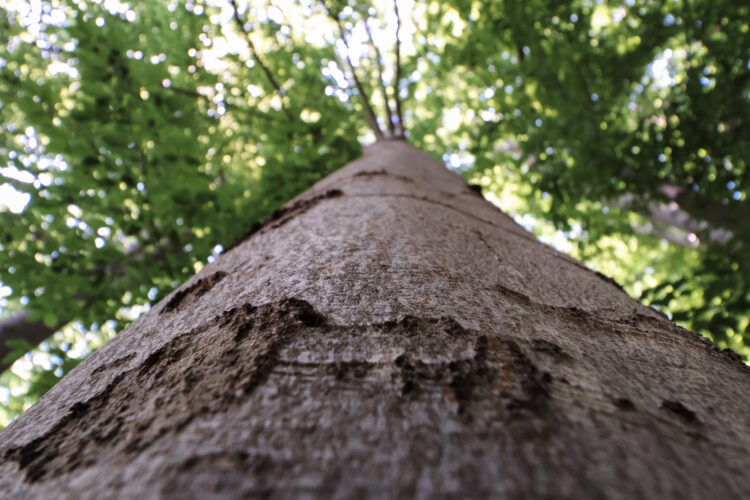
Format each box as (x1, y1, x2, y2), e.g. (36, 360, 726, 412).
(1, 0, 748, 426)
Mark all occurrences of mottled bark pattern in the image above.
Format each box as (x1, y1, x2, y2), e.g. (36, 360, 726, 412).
(0, 141, 748, 499)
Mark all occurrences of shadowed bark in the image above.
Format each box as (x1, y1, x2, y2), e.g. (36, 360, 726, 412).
(0, 140, 748, 499)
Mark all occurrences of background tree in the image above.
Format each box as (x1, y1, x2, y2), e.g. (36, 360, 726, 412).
(0, 0, 748, 426)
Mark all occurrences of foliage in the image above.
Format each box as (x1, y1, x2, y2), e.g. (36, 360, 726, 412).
(0, 322, 113, 427)
(407, 0, 749, 354)
(0, 0, 748, 426)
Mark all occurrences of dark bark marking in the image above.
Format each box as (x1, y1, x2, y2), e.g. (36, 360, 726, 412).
(495, 283, 691, 349)
(266, 190, 343, 231)
(720, 347, 744, 364)
(276, 318, 475, 384)
(348, 316, 480, 398)
(138, 333, 192, 378)
(5, 298, 328, 484)
(698, 336, 750, 370)
(178, 450, 249, 470)
(500, 340, 551, 416)
(3, 371, 128, 482)
(327, 360, 377, 380)
(475, 230, 505, 266)
(495, 283, 591, 324)
(594, 270, 625, 291)
(376, 323, 553, 420)
(161, 271, 228, 314)
(661, 400, 700, 425)
(467, 183, 484, 198)
(377, 315, 468, 337)
(284, 297, 328, 327)
(357, 193, 542, 246)
(222, 304, 259, 342)
(354, 169, 414, 183)
(394, 354, 440, 396)
(531, 338, 571, 361)
(223, 189, 344, 253)
(495, 283, 533, 305)
(91, 353, 136, 375)
(7, 308, 493, 484)
(550, 253, 629, 294)
(684, 430, 707, 442)
(623, 313, 750, 373)
(442, 336, 554, 426)
(566, 306, 589, 320)
(614, 397, 636, 411)
(448, 335, 491, 414)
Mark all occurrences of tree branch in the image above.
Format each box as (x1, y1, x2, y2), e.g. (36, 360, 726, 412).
(0, 311, 61, 374)
(363, 17, 396, 138)
(0, 227, 198, 373)
(660, 184, 749, 237)
(393, 0, 406, 137)
(613, 192, 734, 247)
(229, 0, 294, 121)
(322, 2, 384, 140)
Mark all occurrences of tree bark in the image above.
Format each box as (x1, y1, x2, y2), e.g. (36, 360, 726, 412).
(0, 140, 748, 499)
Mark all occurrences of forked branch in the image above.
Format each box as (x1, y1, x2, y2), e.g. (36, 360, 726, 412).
(322, 2, 385, 140)
(393, 0, 405, 137)
(229, 0, 294, 121)
(363, 17, 396, 138)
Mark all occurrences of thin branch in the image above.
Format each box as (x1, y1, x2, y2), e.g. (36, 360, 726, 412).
(0, 311, 61, 374)
(138, 150, 178, 281)
(363, 17, 396, 138)
(325, 53, 380, 135)
(0, 175, 38, 194)
(164, 85, 203, 98)
(229, 0, 294, 121)
(393, 0, 405, 137)
(321, 2, 384, 140)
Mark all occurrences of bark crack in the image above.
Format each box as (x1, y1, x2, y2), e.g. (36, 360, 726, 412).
(474, 229, 504, 265)
(223, 189, 343, 253)
(6, 306, 545, 484)
(355, 192, 538, 244)
(2, 298, 326, 483)
(493, 283, 750, 372)
(161, 271, 228, 314)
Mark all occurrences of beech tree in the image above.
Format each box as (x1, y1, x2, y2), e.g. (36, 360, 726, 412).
(0, 138, 749, 497)
(0, 0, 748, 448)
(1, 0, 750, 494)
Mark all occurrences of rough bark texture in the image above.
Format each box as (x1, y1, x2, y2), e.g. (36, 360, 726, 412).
(0, 140, 748, 499)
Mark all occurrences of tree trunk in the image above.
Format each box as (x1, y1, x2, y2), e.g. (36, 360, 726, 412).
(0, 140, 748, 499)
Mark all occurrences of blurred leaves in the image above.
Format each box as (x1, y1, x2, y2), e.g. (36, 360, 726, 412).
(415, 0, 749, 358)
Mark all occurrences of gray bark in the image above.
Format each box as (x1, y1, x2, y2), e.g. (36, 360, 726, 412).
(0, 140, 748, 499)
